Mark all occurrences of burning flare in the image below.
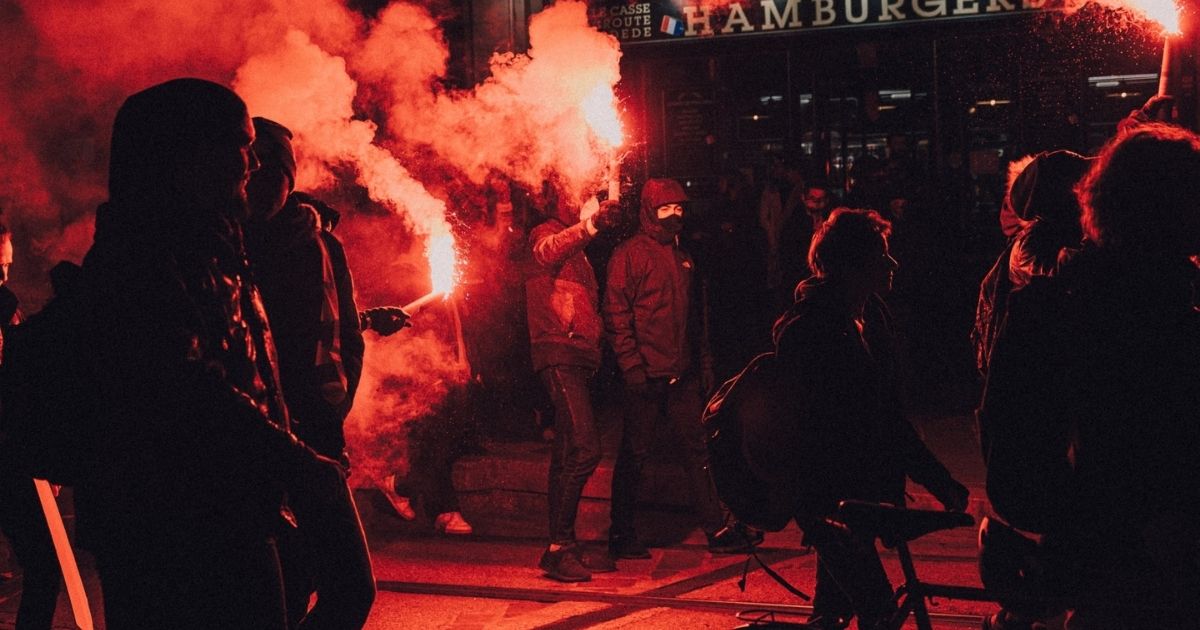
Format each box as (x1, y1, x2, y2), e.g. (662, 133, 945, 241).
(427, 233, 457, 295)
(403, 233, 458, 313)
(1102, 0, 1182, 34)
(582, 82, 624, 148)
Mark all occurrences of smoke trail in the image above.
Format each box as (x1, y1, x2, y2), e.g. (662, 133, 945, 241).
(233, 28, 452, 238)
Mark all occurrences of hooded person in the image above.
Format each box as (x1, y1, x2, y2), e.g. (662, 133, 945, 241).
(971, 150, 1090, 374)
(524, 177, 624, 583)
(76, 78, 344, 629)
(244, 117, 376, 629)
(603, 178, 761, 561)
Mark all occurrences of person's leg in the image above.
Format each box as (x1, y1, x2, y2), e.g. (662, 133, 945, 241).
(803, 520, 896, 629)
(290, 478, 376, 629)
(540, 367, 603, 548)
(610, 379, 662, 556)
(810, 554, 854, 629)
(664, 377, 725, 536)
(0, 474, 61, 630)
(276, 521, 315, 629)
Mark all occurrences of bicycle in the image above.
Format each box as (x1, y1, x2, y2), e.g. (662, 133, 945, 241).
(736, 500, 1005, 630)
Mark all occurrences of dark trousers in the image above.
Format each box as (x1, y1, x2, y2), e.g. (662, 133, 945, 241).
(541, 366, 603, 546)
(611, 376, 724, 538)
(95, 530, 287, 630)
(0, 474, 61, 630)
(280, 478, 376, 630)
(802, 519, 896, 629)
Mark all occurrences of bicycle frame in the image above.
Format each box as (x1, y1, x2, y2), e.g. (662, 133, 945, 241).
(887, 540, 999, 630)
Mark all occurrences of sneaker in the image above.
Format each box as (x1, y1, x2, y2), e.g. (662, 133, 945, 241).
(376, 474, 415, 520)
(707, 522, 764, 554)
(434, 511, 473, 535)
(539, 546, 591, 582)
(608, 534, 651, 559)
(575, 546, 617, 573)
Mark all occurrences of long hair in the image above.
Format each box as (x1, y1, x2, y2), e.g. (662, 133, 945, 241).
(1077, 123, 1200, 253)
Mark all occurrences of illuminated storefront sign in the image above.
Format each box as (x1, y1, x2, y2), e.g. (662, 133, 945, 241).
(589, 0, 1049, 43)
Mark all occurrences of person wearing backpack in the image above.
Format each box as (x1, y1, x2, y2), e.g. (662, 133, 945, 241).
(771, 209, 968, 630)
(604, 178, 761, 560)
(526, 178, 624, 583)
(0, 223, 63, 630)
(73, 78, 345, 629)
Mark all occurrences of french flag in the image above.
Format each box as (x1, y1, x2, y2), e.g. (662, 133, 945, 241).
(660, 15, 685, 36)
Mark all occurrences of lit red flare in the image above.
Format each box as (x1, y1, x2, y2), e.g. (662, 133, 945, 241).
(403, 233, 459, 313)
(1125, 0, 1181, 35)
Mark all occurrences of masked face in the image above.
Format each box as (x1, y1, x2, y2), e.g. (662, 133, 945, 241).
(656, 203, 684, 234)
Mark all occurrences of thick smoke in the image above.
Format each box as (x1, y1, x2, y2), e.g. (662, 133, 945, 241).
(360, 1, 625, 206)
(1, 0, 627, 488)
(233, 29, 452, 238)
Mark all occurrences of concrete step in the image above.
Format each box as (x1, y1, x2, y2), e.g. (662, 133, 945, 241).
(356, 413, 995, 543)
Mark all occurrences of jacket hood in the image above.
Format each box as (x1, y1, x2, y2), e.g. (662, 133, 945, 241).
(1006, 150, 1092, 223)
(639, 178, 688, 242)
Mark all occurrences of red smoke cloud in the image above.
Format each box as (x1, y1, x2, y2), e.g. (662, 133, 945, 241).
(0, 0, 625, 486)
(361, 1, 625, 206)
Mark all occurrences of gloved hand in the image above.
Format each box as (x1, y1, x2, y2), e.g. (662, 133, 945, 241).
(1118, 94, 1177, 133)
(624, 368, 648, 395)
(933, 478, 970, 513)
(591, 199, 624, 232)
(361, 306, 411, 336)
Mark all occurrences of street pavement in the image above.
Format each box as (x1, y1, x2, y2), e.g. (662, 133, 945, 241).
(0, 413, 996, 629)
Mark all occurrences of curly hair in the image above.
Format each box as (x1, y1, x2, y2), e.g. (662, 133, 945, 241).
(1077, 123, 1200, 253)
(808, 208, 892, 278)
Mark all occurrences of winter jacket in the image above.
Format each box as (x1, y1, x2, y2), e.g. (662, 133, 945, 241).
(246, 195, 364, 461)
(75, 201, 317, 554)
(980, 244, 1200, 538)
(771, 277, 959, 519)
(604, 180, 706, 382)
(525, 217, 602, 372)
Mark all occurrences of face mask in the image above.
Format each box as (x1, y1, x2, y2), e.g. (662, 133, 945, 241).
(659, 215, 684, 235)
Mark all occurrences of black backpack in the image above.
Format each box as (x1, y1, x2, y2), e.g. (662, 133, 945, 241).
(0, 263, 96, 485)
(702, 351, 795, 532)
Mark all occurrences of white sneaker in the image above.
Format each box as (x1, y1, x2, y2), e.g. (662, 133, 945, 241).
(434, 511, 473, 535)
(377, 475, 415, 520)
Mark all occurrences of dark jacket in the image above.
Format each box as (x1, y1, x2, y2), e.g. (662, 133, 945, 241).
(979, 244, 1200, 538)
(76, 202, 315, 554)
(525, 217, 602, 372)
(246, 196, 364, 460)
(771, 278, 958, 519)
(604, 182, 705, 382)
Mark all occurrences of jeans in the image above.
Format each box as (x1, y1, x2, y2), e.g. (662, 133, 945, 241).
(611, 375, 724, 539)
(802, 518, 896, 629)
(541, 366, 603, 546)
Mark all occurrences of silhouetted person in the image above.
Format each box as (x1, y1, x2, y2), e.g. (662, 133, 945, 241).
(527, 178, 623, 582)
(972, 150, 1090, 374)
(0, 224, 62, 630)
(979, 123, 1200, 628)
(244, 117, 375, 629)
(75, 78, 343, 630)
(768, 209, 968, 630)
(605, 178, 760, 560)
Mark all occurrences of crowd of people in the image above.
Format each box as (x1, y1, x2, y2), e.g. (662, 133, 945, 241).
(0, 76, 1197, 630)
